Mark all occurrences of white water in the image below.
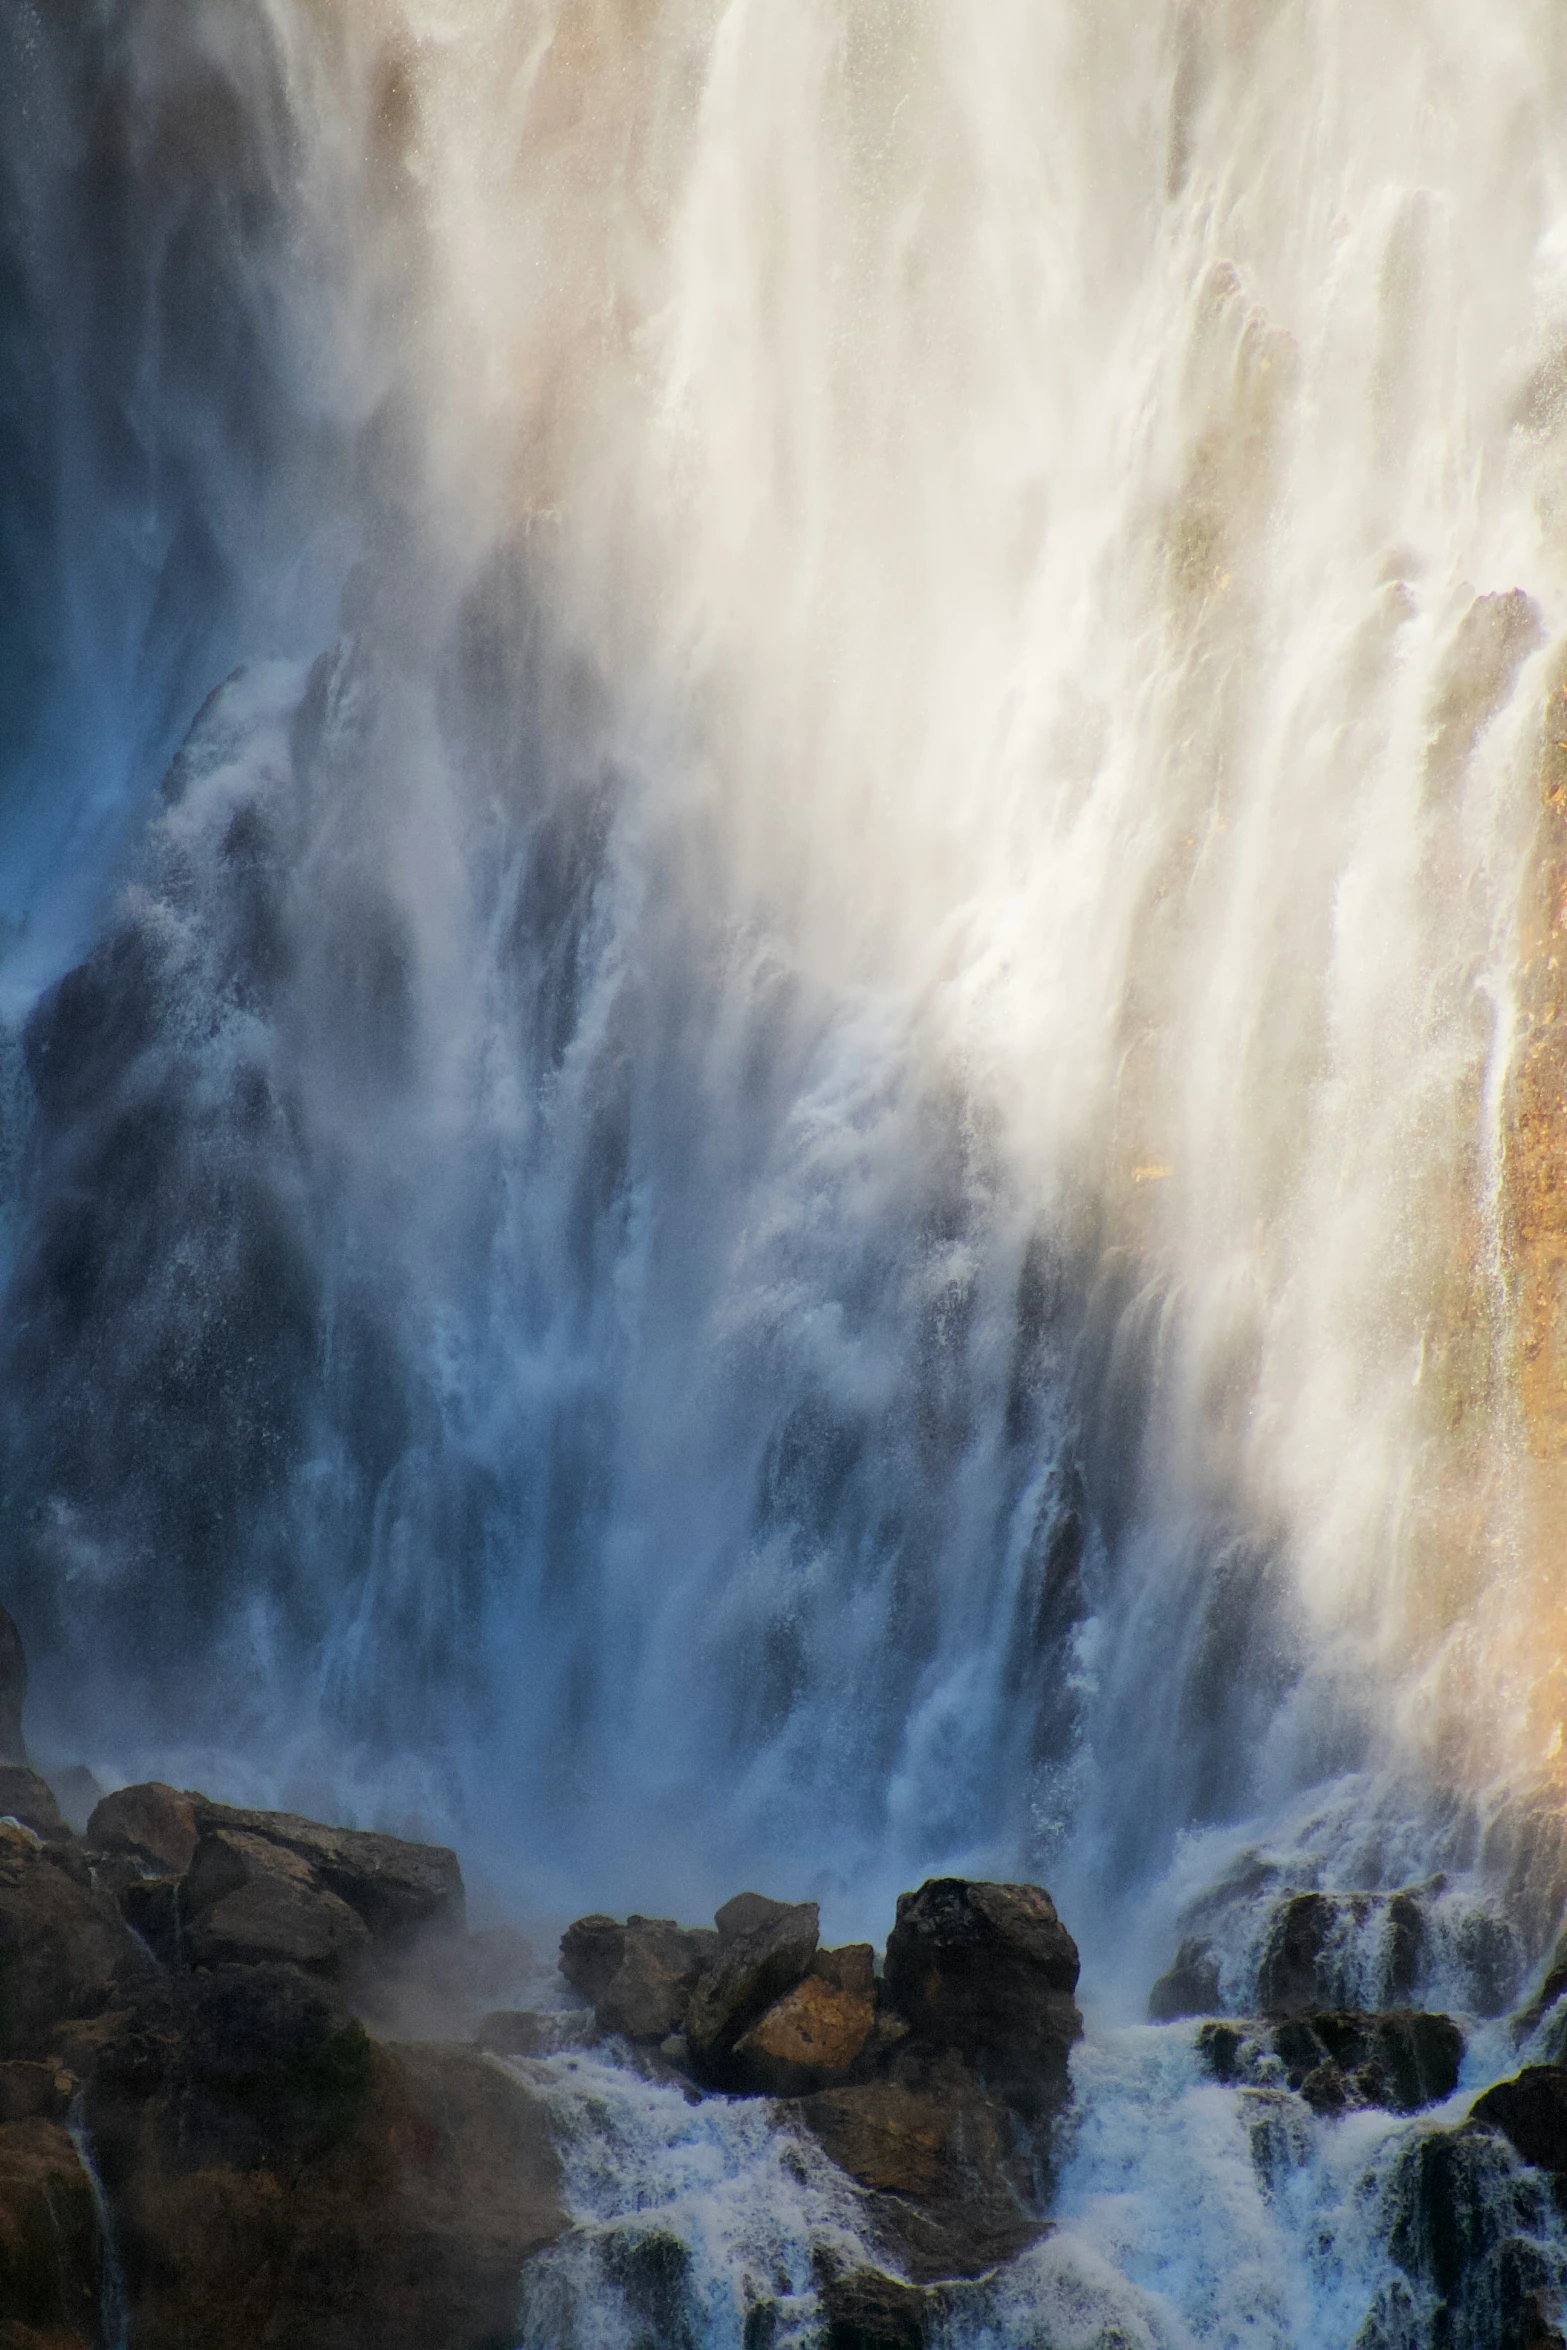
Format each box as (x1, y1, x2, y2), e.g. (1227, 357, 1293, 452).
(7, 2, 1567, 2335)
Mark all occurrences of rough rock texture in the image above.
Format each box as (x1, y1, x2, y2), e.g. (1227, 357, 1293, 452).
(89, 1781, 199, 1875)
(882, 1879, 1081, 2121)
(0, 2063, 72, 2124)
(814, 1944, 876, 1998)
(796, 2053, 1039, 2281)
(89, 2028, 566, 2350)
(1148, 1936, 1223, 2022)
(1253, 1888, 1430, 2019)
(594, 1917, 716, 2042)
(685, 1894, 819, 2085)
(182, 1827, 372, 1975)
(1371, 2116, 1567, 2350)
(193, 1803, 465, 1944)
(730, 1974, 875, 2095)
(0, 2116, 101, 2343)
(819, 2267, 940, 2350)
(0, 1823, 151, 2056)
(1197, 2010, 1465, 2114)
(0, 1771, 65, 1842)
(559, 1913, 624, 2007)
(1472, 2065, 1567, 2178)
(0, 1607, 26, 1765)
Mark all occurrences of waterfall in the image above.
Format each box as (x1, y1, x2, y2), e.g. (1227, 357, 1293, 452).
(5, 0, 1567, 1979)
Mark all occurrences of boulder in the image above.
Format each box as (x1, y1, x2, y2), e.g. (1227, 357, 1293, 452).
(91, 2036, 567, 2350)
(881, 1879, 1081, 2121)
(1252, 1888, 1434, 2018)
(796, 2053, 1039, 2282)
(596, 1917, 716, 2042)
(730, 1974, 875, 2095)
(0, 2063, 71, 2124)
(181, 1827, 371, 1976)
(1148, 1936, 1222, 2022)
(0, 2117, 101, 2342)
(166, 1964, 374, 2173)
(88, 1782, 199, 1876)
(0, 1822, 152, 2057)
(0, 1770, 65, 1842)
(1471, 2065, 1567, 2178)
(814, 1944, 876, 1998)
(192, 1802, 464, 1944)
(0, 1606, 25, 1764)
(819, 2267, 941, 2349)
(559, 1913, 626, 2006)
(685, 1894, 819, 2085)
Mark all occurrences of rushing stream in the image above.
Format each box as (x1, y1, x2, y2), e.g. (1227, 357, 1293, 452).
(8, 1, 1567, 2339)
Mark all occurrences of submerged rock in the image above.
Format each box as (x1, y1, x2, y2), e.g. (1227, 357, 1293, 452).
(1472, 2065, 1567, 2181)
(882, 1878, 1082, 2122)
(1197, 2009, 1465, 2115)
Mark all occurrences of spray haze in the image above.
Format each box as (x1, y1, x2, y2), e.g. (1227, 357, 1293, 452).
(2, 0, 1566, 1958)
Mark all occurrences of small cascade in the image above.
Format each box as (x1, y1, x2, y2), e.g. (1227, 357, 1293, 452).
(67, 2089, 129, 2350)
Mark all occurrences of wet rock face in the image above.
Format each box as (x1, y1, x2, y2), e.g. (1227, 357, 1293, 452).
(685, 1893, 820, 2085)
(1148, 1935, 1223, 2022)
(1196, 2009, 1465, 2115)
(796, 2053, 1040, 2282)
(882, 1878, 1082, 2121)
(1472, 2067, 1567, 2180)
(1370, 2119, 1566, 2350)
(0, 2114, 102, 2342)
(731, 1973, 876, 2095)
(0, 1822, 152, 2057)
(182, 1825, 373, 1974)
(595, 1916, 717, 2042)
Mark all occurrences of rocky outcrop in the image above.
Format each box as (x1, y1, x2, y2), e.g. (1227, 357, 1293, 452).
(192, 1801, 465, 1945)
(0, 2114, 102, 2344)
(0, 1768, 66, 1842)
(882, 1878, 1081, 2121)
(684, 1893, 820, 2085)
(0, 1821, 153, 2056)
(1471, 2064, 1567, 2181)
(560, 1913, 716, 2042)
(1197, 2009, 1465, 2115)
(88, 1781, 199, 1875)
(1148, 1935, 1223, 2021)
(182, 1825, 373, 1975)
(796, 2052, 1040, 2281)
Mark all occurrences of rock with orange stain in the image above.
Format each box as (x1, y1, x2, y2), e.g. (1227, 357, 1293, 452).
(730, 1972, 875, 2094)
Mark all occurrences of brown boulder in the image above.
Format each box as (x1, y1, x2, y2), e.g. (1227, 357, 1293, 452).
(559, 1913, 626, 2006)
(0, 1772, 65, 1842)
(92, 2037, 567, 2350)
(882, 1879, 1081, 2121)
(0, 1823, 151, 2057)
(181, 1828, 371, 1976)
(596, 1917, 716, 2041)
(0, 2118, 101, 2341)
(730, 1975, 875, 2095)
(0, 1606, 25, 1765)
(796, 2054, 1039, 2282)
(1148, 1937, 1222, 2022)
(814, 1944, 876, 1998)
(819, 2267, 940, 2349)
(685, 1893, 818, 2084)
(88, 1782, 199, 1875)
(192, 1802, 464, 1944)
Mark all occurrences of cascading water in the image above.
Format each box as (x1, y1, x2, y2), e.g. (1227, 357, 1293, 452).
(9, 0, 1567, 2338)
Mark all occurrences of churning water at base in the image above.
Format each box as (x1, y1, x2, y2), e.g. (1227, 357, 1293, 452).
(9, 0, 1567, 2336)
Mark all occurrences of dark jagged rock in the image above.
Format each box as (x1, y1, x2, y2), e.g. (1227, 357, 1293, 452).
(685, 1893, 819, 2085)
(730, 1973, 876, 2095)
(192, 1801, 465, 1944)
(0, 2115, 102, 2342)
(167, 1963, 373, 2172)
(1196, 2009, 1464, 2115)
(182, 1826, 372, 1975)
(819, 2267, 938, 2349)
(0, 1821, 152, 2057)
(89, 1781, 200, 1875)
(1379, 2118, 1565, 2349)
(0, 1606, 26, 1765)
(795, 2049, 1039, 2282)
(1471, 2065, 1567, 2179)
(0, 1769, 66, 1842)
(595, 1916, 717, 2042)
(1148, 1935, 1222, 2021)
(559, 1913, 626, 2006)
(882, 1878, 1081, 2121)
